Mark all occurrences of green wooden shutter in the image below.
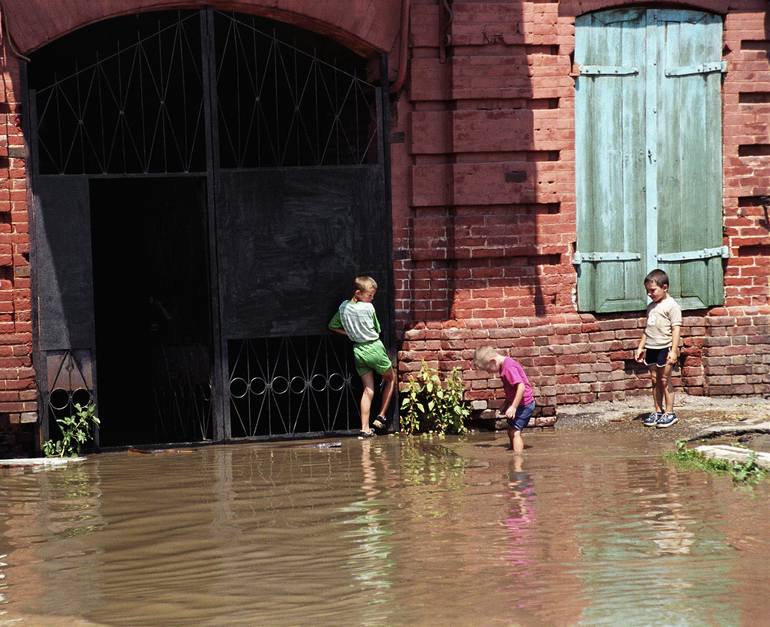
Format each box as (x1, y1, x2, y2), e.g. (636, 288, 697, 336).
(575, 8, 726, 312)
(575, 9, 648, 312)
(653, 10, 727, 308)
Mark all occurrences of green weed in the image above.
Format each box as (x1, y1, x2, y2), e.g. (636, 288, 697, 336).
(400, 362, 470, 435)
(666, 439, 767, 485)
(42, 402, 100, 458)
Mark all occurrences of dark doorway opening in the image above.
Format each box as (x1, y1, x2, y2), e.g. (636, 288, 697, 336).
(90, 178, 212, 446)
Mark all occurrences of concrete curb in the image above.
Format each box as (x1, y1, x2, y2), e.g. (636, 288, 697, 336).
(0, 456, 86, 468)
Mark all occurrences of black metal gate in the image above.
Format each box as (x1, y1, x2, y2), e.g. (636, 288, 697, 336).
(28, 9, 391, 445)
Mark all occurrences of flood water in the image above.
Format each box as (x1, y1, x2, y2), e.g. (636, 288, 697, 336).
(1, 431, 769, 626)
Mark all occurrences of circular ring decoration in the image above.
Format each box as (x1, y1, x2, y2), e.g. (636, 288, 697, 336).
(229, 377, 249, 399)
(290, 376, 307, 394)
(71, 388, 91, 407)
(310, 373, 327, 392)
(271, 376, 289, 395)
(328, 372, 346, 392)
(249, 377, 267, 396)
(49, 388, 71, 411)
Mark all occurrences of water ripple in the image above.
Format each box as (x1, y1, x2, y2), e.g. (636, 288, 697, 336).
(1, 433, 768, 625)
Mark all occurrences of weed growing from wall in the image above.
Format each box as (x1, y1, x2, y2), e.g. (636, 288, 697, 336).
(400, 362, 470, 435)
(43, 403, 100, 458)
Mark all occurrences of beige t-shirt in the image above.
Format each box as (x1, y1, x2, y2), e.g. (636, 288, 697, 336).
(644, 296, 682, 349)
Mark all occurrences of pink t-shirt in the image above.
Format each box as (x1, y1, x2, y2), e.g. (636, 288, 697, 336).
(500, 357, 535, 406)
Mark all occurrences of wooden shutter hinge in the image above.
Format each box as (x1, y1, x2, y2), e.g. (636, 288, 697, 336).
(656, 246, 730, 262)
(572, 251, 641, 265)
(665, 61, 726, 77)
(578, 65, 639, 76)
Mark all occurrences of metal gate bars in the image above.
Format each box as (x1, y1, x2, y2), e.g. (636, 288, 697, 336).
(29, 8, 388, 444)
(229, 336, 362, 437)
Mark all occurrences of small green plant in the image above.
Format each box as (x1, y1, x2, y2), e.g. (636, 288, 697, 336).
(666, 439, 767, 485)
(400, 362, 470, 435)
(42, 402, 100, 458)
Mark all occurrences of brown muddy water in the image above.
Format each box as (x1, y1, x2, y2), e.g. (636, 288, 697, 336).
(1, 431, 769, 626)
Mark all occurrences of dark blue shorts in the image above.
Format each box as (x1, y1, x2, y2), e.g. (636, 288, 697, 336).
(645, 347, 670, 367)
(506, 401, 536, 432)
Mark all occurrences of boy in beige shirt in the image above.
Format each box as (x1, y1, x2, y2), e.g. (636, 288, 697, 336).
(635, 269, 682, 428)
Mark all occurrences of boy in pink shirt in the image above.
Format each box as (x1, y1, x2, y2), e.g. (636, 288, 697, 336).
(474, 346, 536, 453)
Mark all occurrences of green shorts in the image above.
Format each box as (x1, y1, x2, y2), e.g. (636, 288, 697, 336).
(352, 340, 392, 377)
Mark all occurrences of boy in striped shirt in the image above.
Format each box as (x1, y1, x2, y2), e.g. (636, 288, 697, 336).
(329, 276, 395, 437)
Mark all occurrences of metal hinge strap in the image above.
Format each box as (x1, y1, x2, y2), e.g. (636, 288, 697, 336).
(573, 251, 641, 264)
(656, 246, 730, 262)
(665, 61, 727, 77)
(579, 65, 639, 76)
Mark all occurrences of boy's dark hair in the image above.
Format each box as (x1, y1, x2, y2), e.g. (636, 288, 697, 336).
(644, 268, 669, 287)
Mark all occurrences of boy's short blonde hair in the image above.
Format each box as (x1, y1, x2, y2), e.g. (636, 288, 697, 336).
(473, 345, 499, 369)
(354, 275, 378, 292)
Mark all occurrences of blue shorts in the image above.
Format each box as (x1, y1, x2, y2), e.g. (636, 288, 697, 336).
(645, 347, 670, 367)
(506, 401, 536, 432)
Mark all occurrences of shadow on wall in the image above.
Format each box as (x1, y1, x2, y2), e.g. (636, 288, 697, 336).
(407, 0, 571, 332)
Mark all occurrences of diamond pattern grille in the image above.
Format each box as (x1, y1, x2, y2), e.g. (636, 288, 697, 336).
(32, 10, 380, 175)
(214, 11, 379, 168)
(34, 12, 205, 175)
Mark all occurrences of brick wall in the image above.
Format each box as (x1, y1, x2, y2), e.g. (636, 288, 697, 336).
(392, 0, 770, 416)
(0, 49, 36, 450)
(0, 1, 768, 454)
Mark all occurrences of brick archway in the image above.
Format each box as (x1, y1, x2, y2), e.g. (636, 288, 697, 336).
(27, 8, 394, 447)
(559, 1, 728, 18)
(2, 0, 401, 56)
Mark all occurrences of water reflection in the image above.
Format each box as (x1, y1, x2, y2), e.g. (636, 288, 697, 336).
(340, 439, 394, 600)
(0, 462, 105, 624)
(0, 433, 768, 625)
(573, 456, 739, 626)
(505, 455, 535, 576)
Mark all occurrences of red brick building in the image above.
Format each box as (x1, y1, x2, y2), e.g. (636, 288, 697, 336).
(0, 0, 767, 453)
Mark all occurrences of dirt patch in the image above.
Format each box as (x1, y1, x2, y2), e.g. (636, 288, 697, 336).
(745, 434, 770, 453)
(555, 393, 770, 441)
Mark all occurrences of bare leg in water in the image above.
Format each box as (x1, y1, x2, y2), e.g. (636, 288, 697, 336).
(372, 368, 396, 430)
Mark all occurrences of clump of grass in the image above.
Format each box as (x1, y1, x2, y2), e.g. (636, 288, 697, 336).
(666, 439, 767, 485)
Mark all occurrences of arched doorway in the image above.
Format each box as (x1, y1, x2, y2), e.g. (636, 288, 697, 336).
(29, 9, 392, 446)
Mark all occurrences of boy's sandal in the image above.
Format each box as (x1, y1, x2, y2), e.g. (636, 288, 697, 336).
(359, 429, 376, 438)
(372, 415, 388, 431)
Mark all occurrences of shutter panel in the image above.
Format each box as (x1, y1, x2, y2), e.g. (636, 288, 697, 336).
(654, 10, 726, 308)
(575, 9, 648, 312)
